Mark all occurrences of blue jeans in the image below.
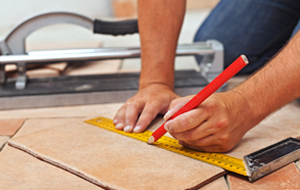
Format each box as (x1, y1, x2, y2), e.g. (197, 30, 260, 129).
(194, 0, 300, 74)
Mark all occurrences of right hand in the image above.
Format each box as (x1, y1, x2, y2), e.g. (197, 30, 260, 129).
(113, 83, 179, 133)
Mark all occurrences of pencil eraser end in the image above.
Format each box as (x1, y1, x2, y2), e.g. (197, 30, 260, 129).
(241, 54, 249, 64)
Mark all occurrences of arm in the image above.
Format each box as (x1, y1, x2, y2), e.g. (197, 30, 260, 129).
(164, 31, 300, 152)
(113, 0, 186, 133)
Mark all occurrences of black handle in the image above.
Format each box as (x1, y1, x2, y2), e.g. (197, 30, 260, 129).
(93, 19, 138, 36)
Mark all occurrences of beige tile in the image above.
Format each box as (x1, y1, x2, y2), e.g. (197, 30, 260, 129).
(228, 163, 300, 190)
(46, 62, 68, 72)
(0, 118, 26, 136)
(0, 103, 123, 119)
(260, 100, 300, 133)
(199, 177, 228, 190)
(0, 136, 9, 149)
(63, 60, 121, 76)
(8, 119, 225, 190)
(5, 64, 67, 78)
(225, 101, 300, 159)
(0, 146, 102, 190)
(14, 118, 84, 138)
(26, 67, 61, 78)
(226, 122, 300, 159)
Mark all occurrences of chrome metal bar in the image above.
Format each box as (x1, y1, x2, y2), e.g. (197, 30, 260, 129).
(0, 45, 215, 65)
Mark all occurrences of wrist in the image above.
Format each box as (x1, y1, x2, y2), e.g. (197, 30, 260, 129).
(139, 81, 174, 91)
(225, 89, 261, 131)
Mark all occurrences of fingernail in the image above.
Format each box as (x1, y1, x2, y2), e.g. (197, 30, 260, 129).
(164, 110, 171, 120)
(164, 123, 170, 132)
(133, 126, 141, 133)
(115, 123, 123, 130)
(113, 119, 118, 124)
(124, 125, 132, 132)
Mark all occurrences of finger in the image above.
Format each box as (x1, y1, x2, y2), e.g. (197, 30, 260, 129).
(123, 101, 144, 133)
(179, 133, 230, 152)
(163, 96, 193, 121)
(169, 119, 220, 141)
(164, 108, 209, 134)
(113, 104, 127, 130)
(163, 102, 183, 121)
(179, 134, 216, 147)
(133, 100, 164, 133)
(179, 140, 225, 152)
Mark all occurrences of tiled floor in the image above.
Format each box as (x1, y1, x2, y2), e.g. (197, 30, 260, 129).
(1, 98, 300, 189)
(1, 8, 300, 190)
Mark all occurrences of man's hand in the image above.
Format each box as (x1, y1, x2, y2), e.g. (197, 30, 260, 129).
(163, 91, 254, 152)
(113, 84, 179, 133)
(113, 0, 186, 133)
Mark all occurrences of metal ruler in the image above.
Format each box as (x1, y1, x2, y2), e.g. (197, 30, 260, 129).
(85, 116, 247, 176)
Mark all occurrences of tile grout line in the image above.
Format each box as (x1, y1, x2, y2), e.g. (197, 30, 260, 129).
(11, 118, 28, 138)
(224, 174, 232, 190)
(0, 140, 8, 152)
(7, 140, 121, 190)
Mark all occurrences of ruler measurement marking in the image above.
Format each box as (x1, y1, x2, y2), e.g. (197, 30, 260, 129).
(85, 117, 247, 176)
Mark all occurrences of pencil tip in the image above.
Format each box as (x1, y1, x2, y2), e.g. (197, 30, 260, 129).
(147, 136, 155, 145)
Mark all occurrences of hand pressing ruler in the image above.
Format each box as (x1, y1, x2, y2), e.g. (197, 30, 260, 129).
(85, 116, 247, 176)
(85, 117, 300, 182)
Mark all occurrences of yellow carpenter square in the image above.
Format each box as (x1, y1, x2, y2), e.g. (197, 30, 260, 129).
(85, 116, 247, 176)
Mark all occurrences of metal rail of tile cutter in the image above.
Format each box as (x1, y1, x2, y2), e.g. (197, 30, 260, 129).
(0, 12, 224, 109)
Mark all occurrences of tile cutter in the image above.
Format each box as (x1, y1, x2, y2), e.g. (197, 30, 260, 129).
(0, 12, 224, 109)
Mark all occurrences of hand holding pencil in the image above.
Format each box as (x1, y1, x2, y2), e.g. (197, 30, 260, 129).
(147, 55, 249, 152)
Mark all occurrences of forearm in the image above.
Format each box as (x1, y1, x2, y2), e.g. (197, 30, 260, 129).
(232, 31, 300, 128)
(137, 0, 186, 89)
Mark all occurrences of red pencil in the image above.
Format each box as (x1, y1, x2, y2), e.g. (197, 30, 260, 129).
(147, 55, 249, 144)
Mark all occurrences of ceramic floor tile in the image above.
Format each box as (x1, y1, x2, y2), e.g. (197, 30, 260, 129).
(199, 177, 228, 190)
(225, 123, 300, 159)
(14, 118, 84, 138)
(0, 136, 9, 149)
(0, 118, 26, 136)
(225, 101, 300, 159)
(227, 163, 300, 190)
(26, 67, 62, 78)
(8, 119, 225, 190)
(260, 101, 300, 133)
(0, 146, 102, 190)
(0, 103, 123, 119)
(63, 60, 121, 76)
(46, 62, 68, 72)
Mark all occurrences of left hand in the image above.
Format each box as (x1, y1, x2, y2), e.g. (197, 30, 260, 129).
(163, 91, 254, 152)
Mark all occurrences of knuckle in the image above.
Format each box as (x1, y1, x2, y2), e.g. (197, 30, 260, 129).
(218, 134, 230, 145)
(220, 134, 229, 142)
(215, 117, 229, 129)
